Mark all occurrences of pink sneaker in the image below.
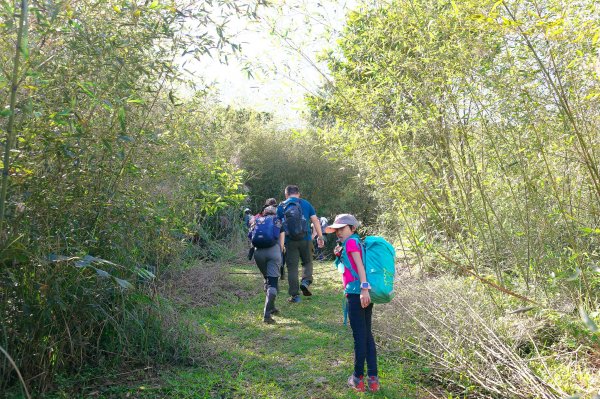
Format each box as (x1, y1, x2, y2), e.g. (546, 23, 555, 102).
(347, 374, 365, 392)
(367, 375, 380, 392)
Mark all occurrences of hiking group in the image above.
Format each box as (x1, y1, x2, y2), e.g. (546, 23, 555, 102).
(247, 184, 395, 393)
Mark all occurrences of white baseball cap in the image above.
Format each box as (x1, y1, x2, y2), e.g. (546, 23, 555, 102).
(325, 214, 359, 233)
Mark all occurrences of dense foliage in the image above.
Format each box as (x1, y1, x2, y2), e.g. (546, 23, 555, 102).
(220, 110, 376, 221)
(0, 0, 257, 394)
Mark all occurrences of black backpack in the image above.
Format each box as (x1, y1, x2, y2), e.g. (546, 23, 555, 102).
(283, 200, 307, 241)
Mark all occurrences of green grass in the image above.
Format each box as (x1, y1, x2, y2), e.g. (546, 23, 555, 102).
(46, 260, 421, 398)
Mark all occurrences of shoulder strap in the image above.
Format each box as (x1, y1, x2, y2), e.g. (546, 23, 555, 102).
(339, 234, 362, 280)
(284, 197, 300, 206)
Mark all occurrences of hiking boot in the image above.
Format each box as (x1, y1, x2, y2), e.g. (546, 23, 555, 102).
(263, 316, 276, 324)
(287, 295, 301, 303)
(264, 287, 277, 319)
(367, 376, 380, 392)
(300, 281, 312, 296)
(347, 374, 365, 392)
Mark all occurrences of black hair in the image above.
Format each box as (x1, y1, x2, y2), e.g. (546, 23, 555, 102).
(285, 185, 299, 196)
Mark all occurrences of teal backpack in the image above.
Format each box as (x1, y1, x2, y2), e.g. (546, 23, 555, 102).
(335, 233, 396, 304)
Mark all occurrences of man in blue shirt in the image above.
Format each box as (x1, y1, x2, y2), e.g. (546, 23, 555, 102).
(277, 185, 325, 302)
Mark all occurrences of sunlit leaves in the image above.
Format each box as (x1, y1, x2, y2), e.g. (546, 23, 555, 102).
(309, 0, 600, 334)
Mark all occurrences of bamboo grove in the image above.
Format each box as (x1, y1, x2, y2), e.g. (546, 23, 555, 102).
(309, 0, 600, 319)
(2, 0, 600, 396)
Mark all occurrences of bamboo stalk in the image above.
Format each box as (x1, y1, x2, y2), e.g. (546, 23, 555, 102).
(0, 344, 31, 399)
(0, 0, 29, 238)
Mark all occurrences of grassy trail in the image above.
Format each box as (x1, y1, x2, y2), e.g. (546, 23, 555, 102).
(164, 259, 420, 399)
(70, 259, 421, 398)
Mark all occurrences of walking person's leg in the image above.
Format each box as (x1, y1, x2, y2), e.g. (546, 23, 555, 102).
(263, 245, 281, 322)
(299, 240, 314, 296)
(286, 241, 301, 301)
(347, 294, 368, 391)
(253, 249, 268, 292)
(365, 304, 378, 382)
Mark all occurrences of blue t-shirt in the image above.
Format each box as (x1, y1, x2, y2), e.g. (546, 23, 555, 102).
(277, 197, 316, 241)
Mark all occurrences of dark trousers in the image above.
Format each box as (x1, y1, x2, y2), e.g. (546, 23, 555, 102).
(347, 294, 378, 378)
(286, 239, 314, 296)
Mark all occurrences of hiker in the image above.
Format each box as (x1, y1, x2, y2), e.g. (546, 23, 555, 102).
(248, 205, 284, 324)
(250, 198, 278, 226)
(243, 208, 252, 229)
(248, 198, 281, 287)
(326, 214, 380, 393)
(277, 185, 324, 303)
(312, 216, 329, 261)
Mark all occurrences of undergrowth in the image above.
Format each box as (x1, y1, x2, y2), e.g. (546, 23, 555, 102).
(381, 274, 600, 398)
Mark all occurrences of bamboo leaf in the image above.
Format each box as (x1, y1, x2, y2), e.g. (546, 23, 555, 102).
(565, 268, 581, 281)
(118, 107, 126, 132)
(490, 0, 503, 14)
(78, 83, 96, 98)
(579, 305, 599, 333)
(20, 32, 29, 60)
(118, 135, 133, 142)
(74, 255, 93, 268)
(114, 277, 133, 289)
(580, 227, 600, 235)
(94, 267, 110, 278)
(48, 254, 75, 262)
(135, 266, 155, 280)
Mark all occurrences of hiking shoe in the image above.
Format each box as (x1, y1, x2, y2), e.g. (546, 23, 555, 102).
(287, 295, 301, 303)
(367, 376, 380, 392)
(270, 308, 280, 315)
(347, 375, 365, 392)
(300, 282, 312, 296)
(263, 316, 276, 324)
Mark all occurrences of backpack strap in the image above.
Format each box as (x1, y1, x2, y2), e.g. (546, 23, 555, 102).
(335, 233, 364, 326)
(339, 233, 364, 281)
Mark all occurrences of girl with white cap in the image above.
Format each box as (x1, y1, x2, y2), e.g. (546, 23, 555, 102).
(326, 214, 380, 393)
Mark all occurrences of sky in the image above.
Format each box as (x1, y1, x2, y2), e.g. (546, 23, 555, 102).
(184, 0, 354, 127)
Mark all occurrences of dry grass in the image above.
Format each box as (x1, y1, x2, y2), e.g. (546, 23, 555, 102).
(376, 275, 600, 398)
(160, 258, 257, 308)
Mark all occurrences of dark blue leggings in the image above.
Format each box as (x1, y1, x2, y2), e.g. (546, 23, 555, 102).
(347, 294, 378, 377)
(267, 276, 278, 291)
